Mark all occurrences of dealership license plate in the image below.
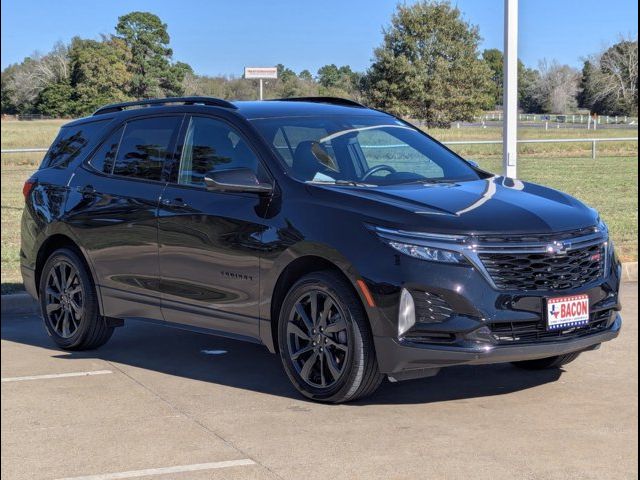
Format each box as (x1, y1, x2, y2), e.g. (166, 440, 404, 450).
(546, 294, 590, 331)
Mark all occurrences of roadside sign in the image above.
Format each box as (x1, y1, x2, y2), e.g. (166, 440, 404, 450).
(244, 67, 278, 100)
(244, 67, 278, 79)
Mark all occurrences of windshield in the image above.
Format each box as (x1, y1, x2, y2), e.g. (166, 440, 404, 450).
(250, 115, 482, 186)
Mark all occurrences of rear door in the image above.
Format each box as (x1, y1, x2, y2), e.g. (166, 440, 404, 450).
(158, 114, 273, 339)
(67, 115, 183, 320)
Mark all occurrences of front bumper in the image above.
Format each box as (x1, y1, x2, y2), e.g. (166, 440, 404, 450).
(374, 313, 621, 380)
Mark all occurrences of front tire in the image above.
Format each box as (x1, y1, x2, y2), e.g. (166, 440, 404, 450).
(39, 248, 114, 350)
(511, 352, 581, 370)
(278, 271, 383, 403)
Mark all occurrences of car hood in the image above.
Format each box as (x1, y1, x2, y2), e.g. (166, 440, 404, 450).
(310, 177, 598, 235)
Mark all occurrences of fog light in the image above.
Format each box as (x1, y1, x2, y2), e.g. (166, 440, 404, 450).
(398, 288, 416, 338)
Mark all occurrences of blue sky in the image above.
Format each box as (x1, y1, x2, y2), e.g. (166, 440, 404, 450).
(1, 0, 637, 75)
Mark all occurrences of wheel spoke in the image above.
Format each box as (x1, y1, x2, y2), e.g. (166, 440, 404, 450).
(287, 322, 310, 341)
(309, 292, 319, 326)
(319, 297, 334, 328)
(319, 351, 326, 387)
(67, 286, 82, 296)
(299, 351, 319, 381)
(52, 311, 63, 331)
(326, 337, 348, 352)
(59, 265, 68, 291)
(324, 317, 347, 334)
(295, 303, 314, 333)
(291, 344, 313, 360)
(46, 287, 61, 299)
(69, 312, 79, 329)
(51, 269, 62, 292)
(61, 311, 71, 337)
(66, 272, 77, 289)
(324, 350, 342, 380)
(70, 300, 83, 320)
(46, 302, 61, 314)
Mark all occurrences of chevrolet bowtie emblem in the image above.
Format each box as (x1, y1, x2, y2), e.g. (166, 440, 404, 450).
(546, 241, 570, 256)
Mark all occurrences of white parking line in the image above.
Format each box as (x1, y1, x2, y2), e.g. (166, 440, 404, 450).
(1, 370, 113, 383)
(54, 459, 256, 480)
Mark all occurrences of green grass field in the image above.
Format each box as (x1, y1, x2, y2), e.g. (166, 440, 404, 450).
(1, 120, 637, 294)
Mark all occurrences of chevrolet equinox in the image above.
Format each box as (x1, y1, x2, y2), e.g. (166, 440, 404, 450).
(21, 96, 623, 403)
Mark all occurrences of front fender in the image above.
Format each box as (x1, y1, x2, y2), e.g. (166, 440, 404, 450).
(258, 239, 384, 353)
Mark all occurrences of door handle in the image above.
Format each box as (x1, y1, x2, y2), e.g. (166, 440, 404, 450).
(161, 197, 188, 208)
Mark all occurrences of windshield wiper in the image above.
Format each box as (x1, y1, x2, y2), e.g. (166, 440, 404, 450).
(397, 178, 455, 185)
(308, 179, 375, 187)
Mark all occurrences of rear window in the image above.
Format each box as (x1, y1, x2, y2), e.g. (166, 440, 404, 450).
(41, 119, 108, 169)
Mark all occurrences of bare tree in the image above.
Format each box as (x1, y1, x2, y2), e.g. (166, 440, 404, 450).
(584, 37, 638, 115)
(3, 42, 70, 110)
(33, 42, 70, 85)
(533, 59, 581, 113)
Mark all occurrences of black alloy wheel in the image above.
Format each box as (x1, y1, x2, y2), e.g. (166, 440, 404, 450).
(39, 248, 114, 350)
(286, 290, 350, 389)
(44, 259, 84, 338)
(278, 271, 383, 403)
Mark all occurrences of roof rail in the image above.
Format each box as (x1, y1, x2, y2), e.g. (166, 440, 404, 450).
(92, 96, 237, 116)
(269, 97, 366, 108)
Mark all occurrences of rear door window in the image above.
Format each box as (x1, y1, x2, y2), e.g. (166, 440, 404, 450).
(112, 116, 182, 181)
(41, 119, 108, 169)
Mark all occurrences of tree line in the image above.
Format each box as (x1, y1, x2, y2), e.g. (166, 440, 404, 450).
(1, 2, 637, 127)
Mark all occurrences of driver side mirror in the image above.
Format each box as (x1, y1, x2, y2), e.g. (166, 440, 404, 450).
(204, 168, 273, 194)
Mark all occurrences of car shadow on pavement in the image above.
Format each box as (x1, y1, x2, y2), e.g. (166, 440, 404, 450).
(2, 315, 562, 405)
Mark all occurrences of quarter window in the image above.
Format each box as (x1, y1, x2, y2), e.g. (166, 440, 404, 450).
(112, 116, 182, 181)
(88, 126, 123, 174)
(177, 117, 262, 186)
(41, 119, 108, 169)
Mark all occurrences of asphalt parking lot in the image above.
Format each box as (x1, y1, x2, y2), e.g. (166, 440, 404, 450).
(1, 283, 637, 480)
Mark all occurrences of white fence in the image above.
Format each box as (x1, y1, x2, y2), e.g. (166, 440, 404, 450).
(443, 137, 638, 159)
(477, 113, 638, 125)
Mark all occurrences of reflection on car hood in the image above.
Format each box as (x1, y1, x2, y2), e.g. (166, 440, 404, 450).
(312, 177, 598, 235)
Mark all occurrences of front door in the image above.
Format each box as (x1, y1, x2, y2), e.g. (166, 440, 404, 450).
(158, 114, 273, 339)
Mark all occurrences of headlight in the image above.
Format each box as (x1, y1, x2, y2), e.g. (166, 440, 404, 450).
(386, 240, 467, 264)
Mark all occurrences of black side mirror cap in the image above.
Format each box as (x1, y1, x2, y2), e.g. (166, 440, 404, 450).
(204, 168, 273, 194)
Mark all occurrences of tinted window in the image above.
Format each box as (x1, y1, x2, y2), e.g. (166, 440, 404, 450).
(177, 116, 261, 186)
(88, 126, 124, 174)
(112, 116, 181, 181)
(251, 116, 481, 185)
(41, 119, 108, 169)
(357, 128, 445, 179)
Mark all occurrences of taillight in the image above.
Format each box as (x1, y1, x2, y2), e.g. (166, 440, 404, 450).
(23, 180, 36, 199)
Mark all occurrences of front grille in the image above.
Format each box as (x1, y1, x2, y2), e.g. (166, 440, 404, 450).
(413, 290, 454, 323)
(490, 309, 612, 345)
(479, 243, 605, 291)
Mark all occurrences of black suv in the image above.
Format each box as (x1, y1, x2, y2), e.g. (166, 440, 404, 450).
(21, 96, 622, 403)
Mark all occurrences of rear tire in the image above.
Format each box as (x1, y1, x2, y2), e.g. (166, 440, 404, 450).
(278, 271, 383, 403)
(511, 352, 581, 370)
(39, 248, 114, 350)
